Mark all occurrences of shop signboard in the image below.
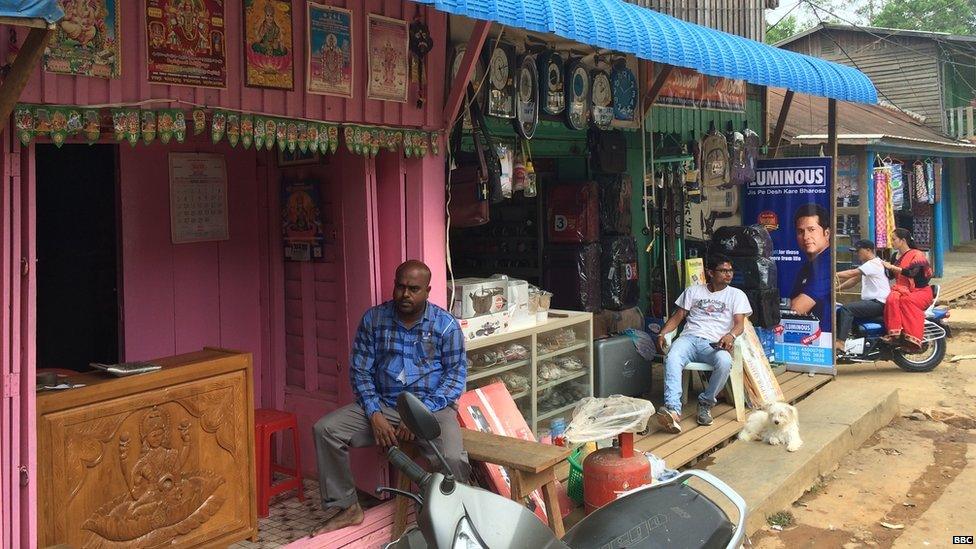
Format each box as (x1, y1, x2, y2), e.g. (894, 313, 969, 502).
(744, 157, 836, 374)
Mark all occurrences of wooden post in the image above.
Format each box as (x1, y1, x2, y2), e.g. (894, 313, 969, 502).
(442, 20, 492, 130)
(828, 98, 838, 368)
(642, 63, 675, 119)
(0, 27, 53, 136)
(769, 90, 794, 158)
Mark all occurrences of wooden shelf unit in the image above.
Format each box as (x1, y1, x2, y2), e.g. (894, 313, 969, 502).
(464, 310, 593, 435)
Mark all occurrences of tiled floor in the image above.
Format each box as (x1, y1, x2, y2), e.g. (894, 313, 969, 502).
(231, 479, 331, 549)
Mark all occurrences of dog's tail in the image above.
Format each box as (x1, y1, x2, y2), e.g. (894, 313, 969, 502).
(737, 430, 752, 441)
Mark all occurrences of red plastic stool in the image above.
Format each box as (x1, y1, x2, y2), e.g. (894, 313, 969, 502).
(254, 408, 305, 517)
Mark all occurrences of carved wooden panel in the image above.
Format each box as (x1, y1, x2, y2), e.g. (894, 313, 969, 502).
(37, 351, 256, 548)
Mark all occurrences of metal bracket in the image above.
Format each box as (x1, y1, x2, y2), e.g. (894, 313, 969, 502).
(19, 465, 28, 487)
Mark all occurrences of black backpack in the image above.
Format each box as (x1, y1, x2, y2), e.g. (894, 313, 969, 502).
(590, 129, 627, 174)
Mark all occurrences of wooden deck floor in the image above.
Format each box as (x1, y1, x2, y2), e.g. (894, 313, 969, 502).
(287, 370, 833, 548)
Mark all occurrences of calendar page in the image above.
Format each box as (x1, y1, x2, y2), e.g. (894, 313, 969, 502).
(169, 153, 229, 244)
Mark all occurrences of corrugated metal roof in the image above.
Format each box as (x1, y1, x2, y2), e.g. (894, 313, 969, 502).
(768, 88, 976, 155)
(0, 0, 62, 24)
(412, 0, 879, 103)
(775, 23, 976, 49)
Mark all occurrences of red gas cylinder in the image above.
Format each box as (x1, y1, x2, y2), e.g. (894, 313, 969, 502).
(581, 432, 651, 514)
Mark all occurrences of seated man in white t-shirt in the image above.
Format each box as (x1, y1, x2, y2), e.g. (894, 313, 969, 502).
(656, 254, 752, 432)
(835, 240, 891, 352)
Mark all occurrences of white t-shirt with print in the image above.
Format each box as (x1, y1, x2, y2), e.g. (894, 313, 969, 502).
(675, 284, 753, 342)
(858, 257, 890, 303)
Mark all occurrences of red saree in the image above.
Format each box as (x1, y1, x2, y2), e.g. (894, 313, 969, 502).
(884, 248, 933, 349)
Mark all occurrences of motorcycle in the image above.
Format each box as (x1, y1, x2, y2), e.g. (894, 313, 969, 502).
(381, 392, 748, 549)
(838, 285, 950, 372)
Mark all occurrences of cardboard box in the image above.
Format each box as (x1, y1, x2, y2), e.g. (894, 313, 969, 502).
(450, 278, 508, 319)
(458, 310, 511, 341)
(684, 258, 705, 288)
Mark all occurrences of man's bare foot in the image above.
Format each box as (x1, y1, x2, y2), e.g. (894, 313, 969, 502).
(309, 503, 365, 537)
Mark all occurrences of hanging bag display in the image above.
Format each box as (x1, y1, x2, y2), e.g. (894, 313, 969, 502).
(589, 129, 627, 174)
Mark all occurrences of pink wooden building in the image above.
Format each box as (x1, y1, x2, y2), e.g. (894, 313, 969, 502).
(0, 2, 450, 546)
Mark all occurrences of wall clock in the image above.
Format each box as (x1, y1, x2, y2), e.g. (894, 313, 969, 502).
(537, 50, 565, 116)
(565, 58, 590, 131)
(450, 45, 485, 127)
(484, 44, 516, 119)
(514, 55, 539, 139)
(611, 62, 638, 123)
(591, 70, 613, 130)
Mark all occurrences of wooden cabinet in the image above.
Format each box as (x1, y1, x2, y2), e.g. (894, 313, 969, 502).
(36, 348, 257, 548)
(464, 311, 593, 436)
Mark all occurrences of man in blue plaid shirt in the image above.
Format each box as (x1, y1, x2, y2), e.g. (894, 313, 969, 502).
(312, 260, 470, 534)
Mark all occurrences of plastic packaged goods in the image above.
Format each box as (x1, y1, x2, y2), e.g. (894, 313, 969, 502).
(547, 181, 600, 244)
(597, 173, 633, 236)
(711, 225, 773, 258)
(601, 236, 639, 311)
(564, 396, 656, 444)
(729, 256, 778, 290)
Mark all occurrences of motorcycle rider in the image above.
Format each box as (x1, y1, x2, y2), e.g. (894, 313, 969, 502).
(835, 240, 891, 353)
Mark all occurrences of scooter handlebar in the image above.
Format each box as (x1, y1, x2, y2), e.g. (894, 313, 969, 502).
(387, 446, 431, 488)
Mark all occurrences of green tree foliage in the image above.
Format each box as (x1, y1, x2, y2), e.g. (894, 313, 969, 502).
(766, 14, 802, 44)
(870, 0, 976, 35)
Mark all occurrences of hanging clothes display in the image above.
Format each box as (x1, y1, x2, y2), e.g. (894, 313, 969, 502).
(873, 166, 893, 247)
(913, 161, 928, 203)
(888, 160, 904, 210)
(933, 159, 943, 203)
(925, 159, 936, 205)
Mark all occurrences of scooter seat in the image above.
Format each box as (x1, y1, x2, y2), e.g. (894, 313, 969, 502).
(562, 482, 733, 549)
(857, 321, 885, 336)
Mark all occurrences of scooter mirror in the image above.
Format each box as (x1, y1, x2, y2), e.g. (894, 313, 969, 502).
(397, 392, 441, 441)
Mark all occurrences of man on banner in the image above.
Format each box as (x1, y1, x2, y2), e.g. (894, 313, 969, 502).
(789, 203, 832, 333)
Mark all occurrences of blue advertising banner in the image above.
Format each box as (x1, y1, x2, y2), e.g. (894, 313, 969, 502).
(744, 157, 835, 373)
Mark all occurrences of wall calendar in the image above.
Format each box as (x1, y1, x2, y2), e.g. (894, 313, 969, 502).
(169, 153, 229, 244)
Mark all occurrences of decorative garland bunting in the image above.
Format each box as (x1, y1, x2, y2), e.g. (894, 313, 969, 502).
(13, 104, 439, 158)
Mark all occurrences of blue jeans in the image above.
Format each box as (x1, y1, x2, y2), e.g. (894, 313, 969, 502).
(663, 335, 733, 412)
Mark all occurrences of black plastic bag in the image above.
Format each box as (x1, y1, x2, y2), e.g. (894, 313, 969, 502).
(601, 236, 639, 311)
(711, 225, 773, 258)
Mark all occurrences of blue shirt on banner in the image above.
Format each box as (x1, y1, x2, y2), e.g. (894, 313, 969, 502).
(350, 301, 467, 415)
(790, 250, 832, 332)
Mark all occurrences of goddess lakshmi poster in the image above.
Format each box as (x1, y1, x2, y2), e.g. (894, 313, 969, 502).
(243, 0, 294, 89)
(366, 14, 408, 103)
(146, 0, 227, 88)
(306, 4, 353, 98)
(44, 0, 121, 78)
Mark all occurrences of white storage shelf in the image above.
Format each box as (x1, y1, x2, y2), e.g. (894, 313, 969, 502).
(464, 310, 593, 436)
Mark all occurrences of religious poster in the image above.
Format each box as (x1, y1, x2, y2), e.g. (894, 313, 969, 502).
(146, 0, 227, 88)
(43, 0, 121, 78)
(169, 153, 229, 244)
(281, 180, 325, 261)
(366, 14, 408, 103)
(654, 67, 702, 109)
(306, 3, 353, 98)
(700, 76, 746, 112)
(243, 0, 294, 90)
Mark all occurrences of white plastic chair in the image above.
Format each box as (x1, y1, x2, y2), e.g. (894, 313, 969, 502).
(663, 331, 747, 422)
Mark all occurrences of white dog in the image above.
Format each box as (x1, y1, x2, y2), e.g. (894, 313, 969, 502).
(737, 401, 803, 452)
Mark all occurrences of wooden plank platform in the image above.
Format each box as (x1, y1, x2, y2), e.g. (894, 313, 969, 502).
(937, 274, 976, 304)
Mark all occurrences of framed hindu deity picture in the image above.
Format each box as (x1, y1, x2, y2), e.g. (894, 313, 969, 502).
(306, 3, 353, 98)
(366, 14, 408, 103)
(43, 0, 121, 78)
(243, 0, 294, 90)
(281, 180, 326, 261)
(277, 147, 320, 167)
(146, 0, 227, 88)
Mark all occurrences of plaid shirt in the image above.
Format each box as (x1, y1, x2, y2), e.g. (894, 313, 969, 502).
(350, 301, 467, 415)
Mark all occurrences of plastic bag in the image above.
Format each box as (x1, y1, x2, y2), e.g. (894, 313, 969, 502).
(601, 236, 639, 311)
(565, 396, 656, 444)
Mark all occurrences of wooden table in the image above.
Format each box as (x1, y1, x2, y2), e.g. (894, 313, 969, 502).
(461, 428, 574, 537)
(391, 429, 574, 540)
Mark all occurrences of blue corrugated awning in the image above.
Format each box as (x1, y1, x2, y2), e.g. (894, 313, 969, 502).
(0, 0, 63, 25)
(416, 0, 877, 104)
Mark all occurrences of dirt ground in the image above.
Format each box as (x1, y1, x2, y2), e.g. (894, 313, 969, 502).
(751, 329, 976, 549)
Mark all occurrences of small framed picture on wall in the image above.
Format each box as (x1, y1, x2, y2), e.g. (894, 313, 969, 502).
(277, 147, 321, 167)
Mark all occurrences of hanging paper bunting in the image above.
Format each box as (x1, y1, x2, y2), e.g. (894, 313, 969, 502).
(286, 122, 298, 153)
(125, 109, 140, 147)
(254, 116, 266, 150)
(111, 109, 126, 141)
(328, 125, 339, 153)
(367, 128, 379, 156)
(430, 132, 439, 156)
(66, 109, 83, 136)
(343, 126, 354, 153)
(83, 109, 100, 144)
(264, 118, 277, 151)
(192, 109, 207, 135)
(276, 119, 288, 152)
(14, 106, 35, 147)
(297, 122, 309, 153)
(307, 123, 320, 154)
(157, 110, 175, 144)
(174, 111, 187, 143)
(402, 131, 413, 158)
(226, 112, 241, 148)
(211, 110, 226, 144)
(241, 114, 254, 149)
(49, 108, 69, 148)
(141, 110, 157, 145)
(418, 131, 429, 157)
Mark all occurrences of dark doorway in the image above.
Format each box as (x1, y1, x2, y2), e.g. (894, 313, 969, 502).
(36, 144, 120, 371)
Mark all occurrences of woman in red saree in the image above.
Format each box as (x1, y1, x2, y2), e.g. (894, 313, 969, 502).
(881, 228, 933, 351)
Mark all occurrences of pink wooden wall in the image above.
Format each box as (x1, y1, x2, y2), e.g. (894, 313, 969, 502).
(8, 1, 447, 131)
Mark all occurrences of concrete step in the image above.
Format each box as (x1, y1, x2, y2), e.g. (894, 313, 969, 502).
(701, 380, 900, 536)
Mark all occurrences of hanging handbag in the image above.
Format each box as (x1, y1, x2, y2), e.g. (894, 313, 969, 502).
(589, 129, 627, 174)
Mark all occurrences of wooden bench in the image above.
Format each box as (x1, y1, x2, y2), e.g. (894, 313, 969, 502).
(391, 429, 573, 540)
